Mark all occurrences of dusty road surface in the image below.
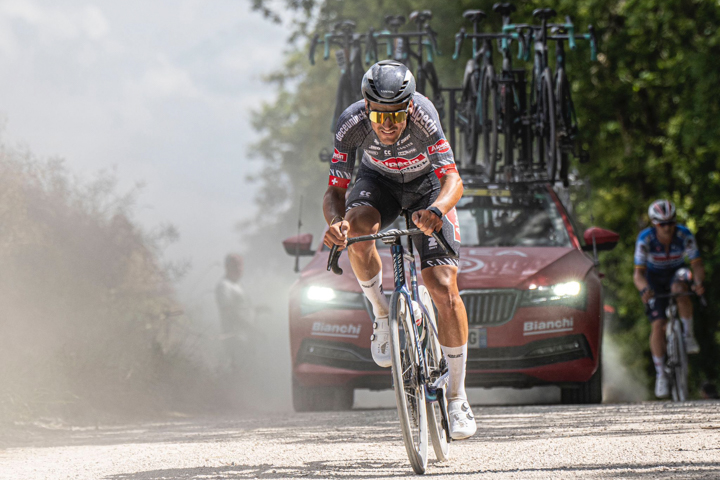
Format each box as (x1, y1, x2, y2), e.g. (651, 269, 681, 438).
(2, 401, 719, 479)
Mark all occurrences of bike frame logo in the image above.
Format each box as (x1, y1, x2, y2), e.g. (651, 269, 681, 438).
(332, 149, 347, 163)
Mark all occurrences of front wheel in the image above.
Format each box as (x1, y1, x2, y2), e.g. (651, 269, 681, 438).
(389, 291, 428, 474)
(537, 69, 557, 182)
(668, 321, 689, 402)
(419, 285, 450, 462)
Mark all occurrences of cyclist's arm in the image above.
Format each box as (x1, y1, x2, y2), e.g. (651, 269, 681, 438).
(690, 258, 705, 294)
(413, 172, 463, 235)
(323, 186, 350, 248)
(633, 266, 653, 303)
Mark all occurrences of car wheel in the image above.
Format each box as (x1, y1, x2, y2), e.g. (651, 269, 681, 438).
(561, 363, 603, 405)
(292, 378, 354, 412)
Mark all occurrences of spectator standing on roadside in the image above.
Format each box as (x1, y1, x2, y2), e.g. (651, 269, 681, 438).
(215, 253, 251, 371)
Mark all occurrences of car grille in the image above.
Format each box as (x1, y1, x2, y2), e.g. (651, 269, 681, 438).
(460, 289, 520, 326)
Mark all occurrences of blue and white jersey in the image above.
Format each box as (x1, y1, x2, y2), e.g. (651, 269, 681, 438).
(634, 225, 700, 275)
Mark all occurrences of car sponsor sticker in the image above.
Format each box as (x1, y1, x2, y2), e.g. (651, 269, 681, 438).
(468, 327, 488, 349)
(311, 322, 362, 339)
(523, 317, 574, 336)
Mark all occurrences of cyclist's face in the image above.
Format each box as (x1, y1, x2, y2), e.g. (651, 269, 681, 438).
(654, 221, 676, 241)
(366, 100, 412, 145)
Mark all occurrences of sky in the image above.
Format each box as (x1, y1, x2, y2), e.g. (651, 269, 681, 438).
(0, 0, 288, 301)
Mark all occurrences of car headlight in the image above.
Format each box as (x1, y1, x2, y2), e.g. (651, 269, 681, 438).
(300, 287, 366, 316)
(519, 281, 586, 309)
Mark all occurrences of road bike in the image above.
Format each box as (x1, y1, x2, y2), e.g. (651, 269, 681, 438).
(309, 20, 366, 133)
(367, 11, 446, 121)
(453, 10, 500, 174)
(651, 291, 706, 402)
(327, 214, 454, 474)
(493, 3, 532, 181)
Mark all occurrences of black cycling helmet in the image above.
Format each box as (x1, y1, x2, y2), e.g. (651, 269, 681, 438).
(361, 60, 416, 105)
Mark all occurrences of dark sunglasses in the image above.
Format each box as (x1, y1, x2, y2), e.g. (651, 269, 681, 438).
(657, 221, 676, 227)
(368, 108, 409, 124)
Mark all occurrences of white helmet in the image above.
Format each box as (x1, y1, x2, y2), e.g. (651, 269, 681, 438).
(648, 199, 676, 224)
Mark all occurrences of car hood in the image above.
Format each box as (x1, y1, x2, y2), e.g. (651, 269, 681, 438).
(457, 247, 593, 289)
(297, 246, 594, 293)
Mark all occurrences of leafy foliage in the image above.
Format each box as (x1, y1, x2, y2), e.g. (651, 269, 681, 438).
(249, 0, 720, 394)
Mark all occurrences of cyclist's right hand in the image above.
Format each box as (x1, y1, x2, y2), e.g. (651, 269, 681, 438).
(641, 287, 654, 304)
(323, 220, 350, 249)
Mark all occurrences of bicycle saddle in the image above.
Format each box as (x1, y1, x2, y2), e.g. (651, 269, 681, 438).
(532, 8, 556, 21)
(385, 15, 406, 29)
(409, 10, 433, 25)
(462, 10, 487, 23)
(334, 20, 356, 34)
(492, 3, 517, 17)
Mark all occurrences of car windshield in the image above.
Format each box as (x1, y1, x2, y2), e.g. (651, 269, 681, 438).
(456, 188, 571, 247)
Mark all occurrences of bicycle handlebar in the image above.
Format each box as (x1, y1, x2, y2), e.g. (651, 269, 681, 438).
(651, 291, 708, 307)
(327, 228, 456, 275)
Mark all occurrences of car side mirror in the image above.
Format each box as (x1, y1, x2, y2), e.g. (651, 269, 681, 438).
(581, 227, 619, 252)
(283, 233, 315, 257)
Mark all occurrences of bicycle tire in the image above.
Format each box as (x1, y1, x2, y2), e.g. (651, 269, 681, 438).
(458, 63, 480, 167)
(538, 69, 557, 182)
(389, 291, 428, 474)
(419, 285, 449, 462)
(555, 70, 573, 187)
(480, 66, 499, 181)
(494, 74, 515, 179)
(420, 62, 445, 123)
(669, 320, 689, 402)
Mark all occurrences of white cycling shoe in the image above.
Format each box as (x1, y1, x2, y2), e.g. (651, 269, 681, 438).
(448, 400, 477, 440)
(684, 335, 700, 355)
(370, 316, 391, 368)
(655, 374, 670, 398)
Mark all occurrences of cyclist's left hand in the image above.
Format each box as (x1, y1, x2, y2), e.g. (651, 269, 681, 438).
(412, 209, 443, 236)
(693, 282, 705, 296)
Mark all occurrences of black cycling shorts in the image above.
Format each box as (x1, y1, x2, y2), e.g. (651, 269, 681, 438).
(645, 267, 692, 322)
(345, 164, 461, 270)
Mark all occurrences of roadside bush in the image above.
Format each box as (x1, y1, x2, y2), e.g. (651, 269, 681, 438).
(0, 142, 213, 422)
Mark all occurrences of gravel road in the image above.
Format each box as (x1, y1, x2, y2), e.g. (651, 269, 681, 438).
(2, 401, 719, 479)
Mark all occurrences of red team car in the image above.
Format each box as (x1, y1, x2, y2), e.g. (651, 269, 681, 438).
(283, 179, 619, 411)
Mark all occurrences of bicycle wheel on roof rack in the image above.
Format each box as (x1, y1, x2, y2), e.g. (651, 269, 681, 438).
(389, 290, 428, 474)
(555, 69, 574, 187)
(480, 65, 499, 182)
(537, 68, 557, 183)
(419, 62, 445, 123)
(457, 65, 480, 168)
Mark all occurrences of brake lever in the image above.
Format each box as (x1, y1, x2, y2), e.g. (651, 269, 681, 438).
(327, 244, 344, 275)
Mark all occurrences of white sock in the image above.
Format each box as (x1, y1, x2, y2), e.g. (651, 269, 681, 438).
(652, 355, 665, 377)
(680, 317, 694, 337)
(442, 344, 468, 402)
(358, 270, 389, 318)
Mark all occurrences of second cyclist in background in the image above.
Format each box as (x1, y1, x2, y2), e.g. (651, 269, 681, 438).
(633, 199, 705, 398)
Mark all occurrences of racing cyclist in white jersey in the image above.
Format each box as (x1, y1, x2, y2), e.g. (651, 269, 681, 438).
(322, 60, 476, 440)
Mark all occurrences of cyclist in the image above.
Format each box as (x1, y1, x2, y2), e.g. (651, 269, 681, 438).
(633, 199, 705, 398)
(322, 60, 476, 440)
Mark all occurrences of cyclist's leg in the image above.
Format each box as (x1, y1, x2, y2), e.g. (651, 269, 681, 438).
(647, 273, 671, 397)
(345, 169, 403, 366)
(671, 267, 699, 352)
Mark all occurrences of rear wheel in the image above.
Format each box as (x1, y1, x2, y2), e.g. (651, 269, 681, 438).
(555, 70, 574, 187)
(389, 291, 428, 474)
(419, 286, 449, 462)
(292, 378, 354, 412)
